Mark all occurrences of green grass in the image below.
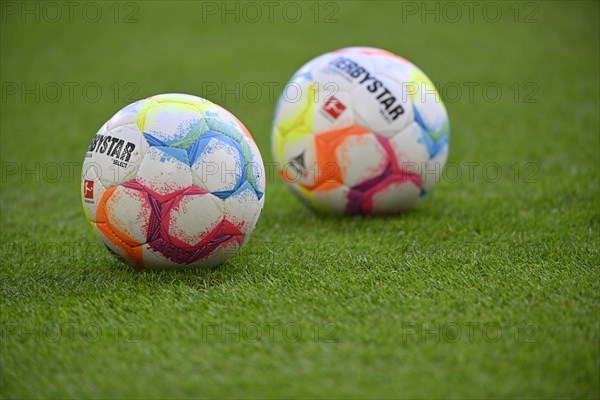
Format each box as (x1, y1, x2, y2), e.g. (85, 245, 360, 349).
(1, 1, 599, 398)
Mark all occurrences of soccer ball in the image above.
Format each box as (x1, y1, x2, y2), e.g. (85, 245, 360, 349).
(81, 94, 265, 269)
(271, 47, 449, 214)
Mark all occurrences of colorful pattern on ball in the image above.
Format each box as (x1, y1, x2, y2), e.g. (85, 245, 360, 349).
(271, 47, 449, 214)
(82, 94, 265, 269)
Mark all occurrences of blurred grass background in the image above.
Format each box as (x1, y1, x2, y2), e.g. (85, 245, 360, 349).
(1, 1, 599, 398)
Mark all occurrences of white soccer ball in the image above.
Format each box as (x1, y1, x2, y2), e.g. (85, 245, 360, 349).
(272, 47, 449, 214)
(81, 94, 265, 269)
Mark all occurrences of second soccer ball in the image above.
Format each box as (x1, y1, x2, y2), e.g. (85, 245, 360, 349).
(271, 47, 450, 215)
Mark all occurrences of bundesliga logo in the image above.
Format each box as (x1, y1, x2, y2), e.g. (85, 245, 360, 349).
(322, 96, 347, 119)
(83, 180, 94, 200)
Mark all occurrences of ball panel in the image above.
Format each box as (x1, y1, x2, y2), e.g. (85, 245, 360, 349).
(200, 112, 264, 199)
(285, 183, 327, 213)
(312, 125, 373, 190)
(190, 132, 245, 195)
(141, 241, 187, 270)
(143, 221, 242, 268)
(423, 142, 449, 194)
(370, 54, 413, 84)
(279, 134, 318, 189)
(210, 104, 257, 146)
(242, 195, 265, 243)
(246, 135, 266, 199)
(272, 79, 318, 166)
(165, 191, 224, 249)
(389, 122, 431, 175)
(107, 99, 151, 130)
(311, 184, 350, 214)
(135, 146, 192, 201)
(93, 222, 143, 269)
(369, 179, 421, 214)
(81, 163, 107, 224)
(409, 67, 449, 141)
(188, 240, 240, 269)
(348, 173, 421, 215)
(335, 132, 389, 187)
(104, 185, 151, 244)
(224, 181, 261, 236)
(137, 94, 214, 135)
(140, 102, 204, 146)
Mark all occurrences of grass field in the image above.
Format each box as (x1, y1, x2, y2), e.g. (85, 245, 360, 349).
(1, 1, 599, 398)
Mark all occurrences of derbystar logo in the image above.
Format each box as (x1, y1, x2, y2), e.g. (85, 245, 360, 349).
(84, 180, 94, 199)
(322, 96, 347, 119)
(87, 134, 136, 167)
(328, 56, 405, 122)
